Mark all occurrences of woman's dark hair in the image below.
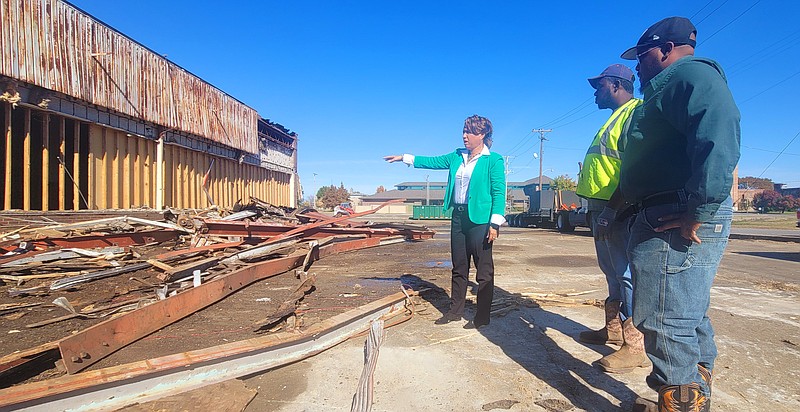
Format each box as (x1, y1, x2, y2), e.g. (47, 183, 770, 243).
(463, 115, 493, 147)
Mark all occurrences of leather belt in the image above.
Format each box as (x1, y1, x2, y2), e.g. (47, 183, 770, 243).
(637, 191, 684, 210)
(454, 204, 467, 212)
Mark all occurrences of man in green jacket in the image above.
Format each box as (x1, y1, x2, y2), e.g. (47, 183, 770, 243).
(615, 16, 740, 411)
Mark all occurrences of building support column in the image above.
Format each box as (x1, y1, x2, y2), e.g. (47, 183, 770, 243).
(3, 104, 11, 210)
(155, 132, 164, 210)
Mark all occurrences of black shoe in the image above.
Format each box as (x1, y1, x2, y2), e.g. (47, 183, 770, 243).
(434, 313, 463, 325)
(463, 320, 488, 330)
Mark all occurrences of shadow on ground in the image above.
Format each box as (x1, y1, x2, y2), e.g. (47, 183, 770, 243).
(408, 275, 639, 412)
(733, 251, 800, 262)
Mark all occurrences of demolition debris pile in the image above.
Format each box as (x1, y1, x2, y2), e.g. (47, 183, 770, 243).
(0, 198, 434, 411)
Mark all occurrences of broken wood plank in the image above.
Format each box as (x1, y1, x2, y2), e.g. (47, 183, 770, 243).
(25, 298, 147, 329)
(0, 302, 42, 316)
(253, 274, 316, 331)
(158, 256, 220, 282)
(146, 259, 174, 272)
(0, 273, 76, 282)
(153, 240, 246, 260)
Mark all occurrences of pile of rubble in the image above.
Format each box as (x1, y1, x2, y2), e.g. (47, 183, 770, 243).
(0, 199, 434, 411)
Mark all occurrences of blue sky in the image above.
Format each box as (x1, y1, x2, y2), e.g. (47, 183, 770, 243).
(70, 0, 800, 198)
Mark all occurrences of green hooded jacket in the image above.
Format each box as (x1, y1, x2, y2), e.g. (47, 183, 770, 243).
(620, 56, 741, 222)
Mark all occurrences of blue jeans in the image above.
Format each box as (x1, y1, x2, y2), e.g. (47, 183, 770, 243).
(591, 212, 634, 320)
(629, 196, 732, 396)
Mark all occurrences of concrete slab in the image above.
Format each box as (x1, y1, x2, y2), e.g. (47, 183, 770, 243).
(242, 223, 800, 412)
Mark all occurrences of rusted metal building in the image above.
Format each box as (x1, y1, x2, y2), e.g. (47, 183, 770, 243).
(0, 0, 298, 212)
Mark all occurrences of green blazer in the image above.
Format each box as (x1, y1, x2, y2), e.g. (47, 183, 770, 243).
(413, 150, 506, 225)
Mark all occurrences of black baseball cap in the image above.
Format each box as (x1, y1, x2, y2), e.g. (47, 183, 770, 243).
(621, 16, 697, 60)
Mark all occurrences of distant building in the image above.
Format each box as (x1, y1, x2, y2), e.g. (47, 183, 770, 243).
(360, 176, 553, 210)
(775, 183, 800, 198)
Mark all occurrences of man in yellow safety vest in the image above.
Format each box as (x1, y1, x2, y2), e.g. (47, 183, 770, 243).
(576, 64, 649, 374)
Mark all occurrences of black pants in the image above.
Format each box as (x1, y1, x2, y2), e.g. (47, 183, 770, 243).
(449, 208, 494, 324)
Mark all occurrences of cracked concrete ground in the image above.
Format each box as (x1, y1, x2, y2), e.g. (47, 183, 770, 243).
(235, 218, 800, 412)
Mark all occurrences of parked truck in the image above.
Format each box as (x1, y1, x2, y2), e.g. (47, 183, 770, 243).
(505, 188, 591, 233)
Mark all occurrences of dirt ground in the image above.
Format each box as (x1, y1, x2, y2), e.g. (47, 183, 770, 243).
(1, 215, 799, 411)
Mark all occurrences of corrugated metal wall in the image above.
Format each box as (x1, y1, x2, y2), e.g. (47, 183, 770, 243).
(163, 145, 292, 209)
(0, 0, 259, 154)
(0, 103, 292, 210)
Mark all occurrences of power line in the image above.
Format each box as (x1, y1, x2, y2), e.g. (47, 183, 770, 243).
(739, 69, 800, 104)
(756, 129, 800, 178)
(699, 0, 761, 46)
(728, 29, 800, 76)
(548, 109, 600, 129)
(742, 144, 800, 157)
(538, 97, 594, 129)
(695, 0, 731, 25)
(691, 0, 717, 20)
(504, 131, 533, 157)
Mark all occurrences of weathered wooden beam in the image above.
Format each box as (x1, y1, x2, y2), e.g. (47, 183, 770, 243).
(4, 104, 11, 210)
(41, 113, 49, 211)
(158, 255, 220, 282)
(23, 108, 31, 210)
(58, 117, 65, 210)
(155, 133, 164, 210)
(135, 136, 144, 207)
(111, 131, 121, 208)
(73, 121, 81, 210)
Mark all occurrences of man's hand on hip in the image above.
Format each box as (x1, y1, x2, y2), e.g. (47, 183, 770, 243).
(655, 213, 703, 244)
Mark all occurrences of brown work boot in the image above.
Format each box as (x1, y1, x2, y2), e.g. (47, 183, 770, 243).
(597, 318, 652, 373)
(657, 383, 710, 412)
(579, 300, 623, 345)
(698, 364, 712, 392)
(697, 364, 712, 408)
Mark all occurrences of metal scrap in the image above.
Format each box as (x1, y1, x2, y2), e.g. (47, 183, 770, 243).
(253, 274, 317, 331)
(0, 198, 435, 387)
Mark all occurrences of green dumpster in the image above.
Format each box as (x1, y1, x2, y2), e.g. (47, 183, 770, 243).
(411, 205, 452, 220)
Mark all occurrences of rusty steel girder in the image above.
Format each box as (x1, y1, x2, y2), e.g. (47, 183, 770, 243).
(31, 229, 180, 249)
(201, 222, 434, 240)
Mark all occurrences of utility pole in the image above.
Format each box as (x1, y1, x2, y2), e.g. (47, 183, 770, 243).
(312, 173, 318, 208)
(425, 175, 430, 206)
(503, 156, 513, 212)
(531, 129, 553, 192)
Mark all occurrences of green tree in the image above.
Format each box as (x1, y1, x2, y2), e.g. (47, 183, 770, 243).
(551, 174, 577, 191)
(739, 176, 774, 190)
(319, 183, 350, 209)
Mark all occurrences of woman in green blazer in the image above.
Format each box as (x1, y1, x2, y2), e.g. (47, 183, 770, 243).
(384, 115, 506, 329)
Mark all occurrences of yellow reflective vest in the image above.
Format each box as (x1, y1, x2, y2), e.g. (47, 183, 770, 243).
(576, 98, 642, 201)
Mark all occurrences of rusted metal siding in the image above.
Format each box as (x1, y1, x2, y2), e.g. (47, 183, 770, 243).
(0, 0, 258, 154)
